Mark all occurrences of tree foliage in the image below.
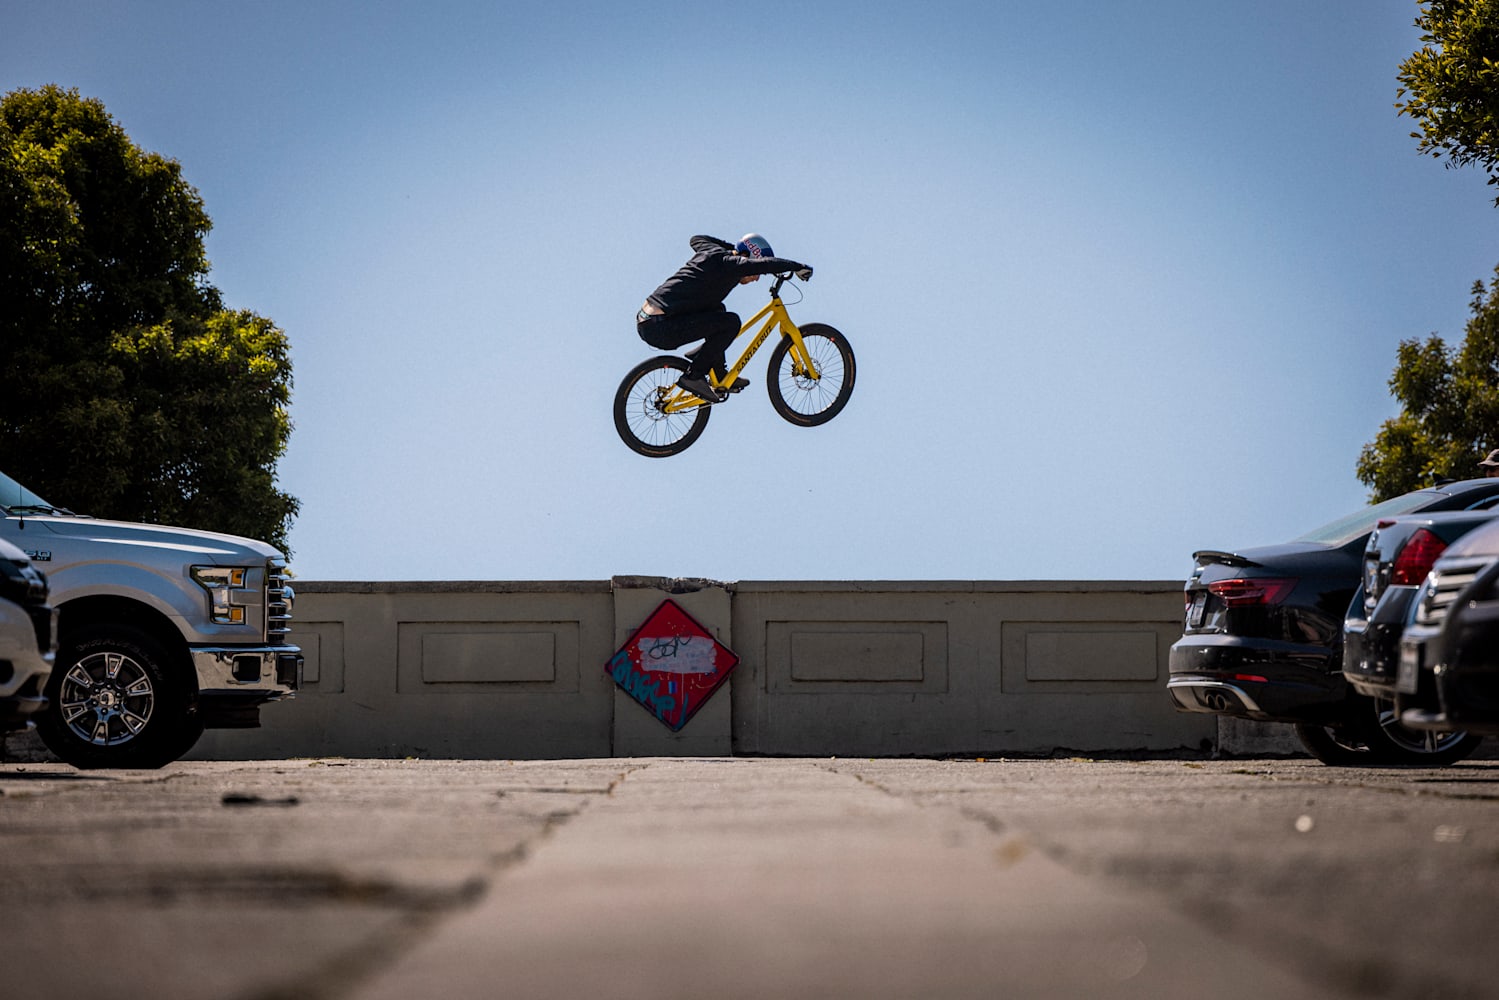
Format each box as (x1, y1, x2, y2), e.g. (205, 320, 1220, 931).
(1358, 265, 1499, 498)
(0, 85, 297, 552)
(1397, 0, 1499, 204)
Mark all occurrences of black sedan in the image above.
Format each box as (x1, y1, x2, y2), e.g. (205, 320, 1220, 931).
(1399, 516, 1499, 736)
(1168, 478, 1499, 764)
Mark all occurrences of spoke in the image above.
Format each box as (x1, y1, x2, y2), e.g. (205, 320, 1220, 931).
(92, 719, 112, 744)
(61, 703, 92, 725)
(104, 653, 124, 679)
(65, 664, 95, 687)
(125, 676, 153, 697)
(777, 334, 846, 416)
(121, 709, 149, 735)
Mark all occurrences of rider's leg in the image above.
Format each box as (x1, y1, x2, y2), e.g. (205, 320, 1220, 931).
(635, 309, 741, 402)
(680, 312, 740, 381)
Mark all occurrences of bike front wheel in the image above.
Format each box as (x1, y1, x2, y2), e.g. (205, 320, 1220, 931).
(614, 355, 712, 457)
(767, 323, 856, 427)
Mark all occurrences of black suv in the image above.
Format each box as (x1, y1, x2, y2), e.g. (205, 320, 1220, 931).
(1399, 516, 1499, 736)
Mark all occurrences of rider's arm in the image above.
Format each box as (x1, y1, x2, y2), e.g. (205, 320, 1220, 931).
(724, 253, 809, 278)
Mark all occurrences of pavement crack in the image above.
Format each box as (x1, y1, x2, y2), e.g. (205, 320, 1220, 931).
(1231, 767, 1499, 802)
(238, 766, 642, 1000)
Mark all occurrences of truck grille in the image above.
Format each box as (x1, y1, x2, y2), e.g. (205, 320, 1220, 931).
(1414, 559, 1488, 627)
(267, 560, 293, 641)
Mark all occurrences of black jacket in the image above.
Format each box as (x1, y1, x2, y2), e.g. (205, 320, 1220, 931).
(646, 235, 806, 315)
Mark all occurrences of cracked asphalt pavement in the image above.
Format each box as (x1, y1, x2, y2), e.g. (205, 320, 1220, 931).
(4, 757, 1498, 999)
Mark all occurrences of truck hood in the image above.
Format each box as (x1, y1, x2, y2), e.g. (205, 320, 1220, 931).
(25, 515, 282, 563)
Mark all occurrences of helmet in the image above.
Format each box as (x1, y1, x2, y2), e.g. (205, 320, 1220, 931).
(734, 233, 774, 259)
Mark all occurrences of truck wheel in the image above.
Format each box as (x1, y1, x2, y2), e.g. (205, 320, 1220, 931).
(37, 626, 203, 769)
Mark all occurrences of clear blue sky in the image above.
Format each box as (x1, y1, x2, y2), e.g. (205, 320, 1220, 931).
(5, 1, 1495, 582)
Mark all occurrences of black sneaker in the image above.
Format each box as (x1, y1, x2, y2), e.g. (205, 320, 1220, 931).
(720, 376, 751, 393)
(676, 374, 724, 403)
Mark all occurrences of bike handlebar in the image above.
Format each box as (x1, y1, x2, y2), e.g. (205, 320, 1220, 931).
(769, 270, 810, 295)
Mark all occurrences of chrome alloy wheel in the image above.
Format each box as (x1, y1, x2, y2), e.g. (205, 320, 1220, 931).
(58, 651, 156, 746)
(1372, 696, 1469, 756)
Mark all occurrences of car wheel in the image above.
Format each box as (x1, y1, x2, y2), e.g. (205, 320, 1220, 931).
(1295, 697, 1483, 767)
(1360, 696, 1483, 766)
(1292, 721, 1371, 766)
(36, 625, 203, 769)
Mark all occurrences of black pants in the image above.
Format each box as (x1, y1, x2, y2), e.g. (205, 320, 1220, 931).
(637, 307, 740, 379)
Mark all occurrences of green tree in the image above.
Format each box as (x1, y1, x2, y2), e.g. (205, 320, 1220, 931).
(0, 85, 297, 552)
(1397, 0, 1499, 204)
(1358, 265, 1499, 498)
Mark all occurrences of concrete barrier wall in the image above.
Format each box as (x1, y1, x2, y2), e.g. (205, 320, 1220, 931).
(192, 577, 1216, 760)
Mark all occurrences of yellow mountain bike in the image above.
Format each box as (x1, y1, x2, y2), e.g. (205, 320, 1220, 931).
(613, 274, 856, 457)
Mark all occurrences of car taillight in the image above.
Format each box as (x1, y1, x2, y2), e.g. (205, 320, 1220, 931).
(1389, 528, 1447, 586)
(1206, 578, 1298, 607)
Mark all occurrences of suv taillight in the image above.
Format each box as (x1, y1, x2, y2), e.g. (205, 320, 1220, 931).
(1206, 578, 1298, 607)
(1389, 528, 1447, 586)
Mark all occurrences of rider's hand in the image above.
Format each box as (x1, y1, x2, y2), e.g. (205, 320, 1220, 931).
(796, 266, 813, 281)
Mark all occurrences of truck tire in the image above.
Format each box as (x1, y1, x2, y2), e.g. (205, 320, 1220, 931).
(37, 625, 203, 769)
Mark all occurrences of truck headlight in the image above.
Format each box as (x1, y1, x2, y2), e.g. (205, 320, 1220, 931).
(191, 566, 252, 625)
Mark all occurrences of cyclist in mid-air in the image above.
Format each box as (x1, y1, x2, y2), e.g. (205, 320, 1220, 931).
(636, 233, 813, 403)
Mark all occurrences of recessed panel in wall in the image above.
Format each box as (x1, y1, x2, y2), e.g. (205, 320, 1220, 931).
(397, 622, 580, 692)
(289, 622, 344, 693)
(766, 621, 947, 693)
(1000, 621, 1173, 692)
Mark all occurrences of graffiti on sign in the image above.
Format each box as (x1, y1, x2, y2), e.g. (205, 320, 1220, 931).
(606, 599, 738, 731)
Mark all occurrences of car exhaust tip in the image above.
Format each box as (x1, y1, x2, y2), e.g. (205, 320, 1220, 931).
(1167, 678, 1264, 716)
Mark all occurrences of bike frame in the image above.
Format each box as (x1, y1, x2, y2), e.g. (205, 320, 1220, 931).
(661, 276, 818, 413)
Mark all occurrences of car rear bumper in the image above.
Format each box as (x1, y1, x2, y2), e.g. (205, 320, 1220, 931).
(1168, 634, 1346, 722)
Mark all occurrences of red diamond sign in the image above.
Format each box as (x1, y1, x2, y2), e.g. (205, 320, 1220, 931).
(606, 599, 738, 732)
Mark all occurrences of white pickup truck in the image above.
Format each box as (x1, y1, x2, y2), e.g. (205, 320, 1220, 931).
(1, 469, 301, 768)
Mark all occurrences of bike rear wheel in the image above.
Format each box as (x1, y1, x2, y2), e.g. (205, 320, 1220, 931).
(766, 323, 856, 427)
(614, 355, 712, 457)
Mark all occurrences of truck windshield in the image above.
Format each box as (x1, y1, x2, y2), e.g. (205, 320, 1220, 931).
(0, 470, 64, 514)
